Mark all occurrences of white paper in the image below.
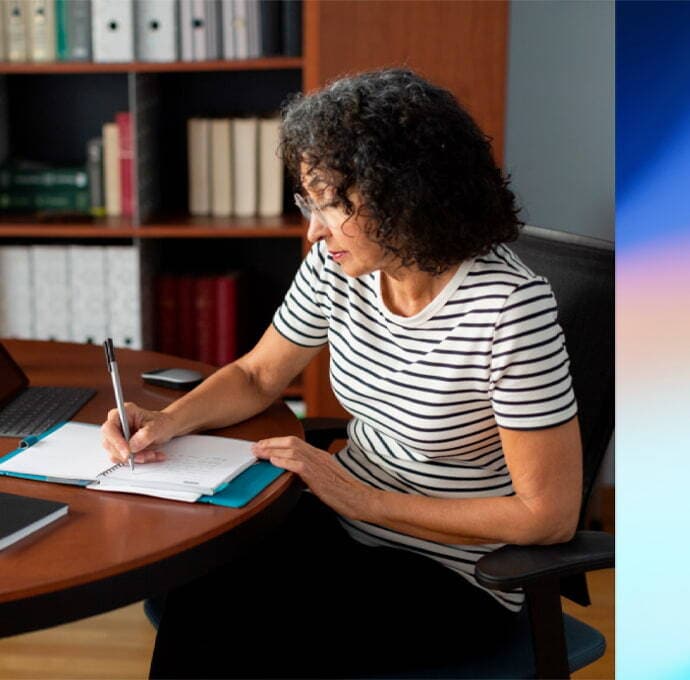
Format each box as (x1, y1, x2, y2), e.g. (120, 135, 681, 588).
(87, 481, 201, 503)
(0, 422, 111, 481)
(99, 435, 256, 495)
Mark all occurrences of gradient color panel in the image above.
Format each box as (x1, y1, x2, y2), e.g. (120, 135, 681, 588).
(618, 2, 690, 678)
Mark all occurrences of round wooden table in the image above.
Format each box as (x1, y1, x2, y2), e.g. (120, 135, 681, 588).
(0, 340, 302, 637)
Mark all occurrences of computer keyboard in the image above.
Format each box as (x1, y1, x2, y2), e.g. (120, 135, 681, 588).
(0, 386, 97, 437)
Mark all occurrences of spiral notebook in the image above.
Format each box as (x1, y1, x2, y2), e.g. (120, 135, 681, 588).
(0, 421, 281, 505)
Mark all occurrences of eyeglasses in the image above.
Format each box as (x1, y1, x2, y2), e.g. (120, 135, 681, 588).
(294, 193, 320, 222)
(294, 192, 340, 229)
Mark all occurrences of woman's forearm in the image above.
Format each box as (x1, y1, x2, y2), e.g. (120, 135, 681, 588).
(161, 360, 278, 436)
(365, 489, 576, 546)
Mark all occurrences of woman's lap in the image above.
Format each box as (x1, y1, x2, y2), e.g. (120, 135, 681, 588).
(150, 492, 518, 679)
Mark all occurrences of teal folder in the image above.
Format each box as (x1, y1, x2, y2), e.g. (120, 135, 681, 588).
(0, 422, 285, 506)
(198, 462, 285, 508)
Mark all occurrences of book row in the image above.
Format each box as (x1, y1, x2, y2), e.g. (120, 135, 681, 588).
(0, 111, 284, 219)
(0, 0, 301, 64)
(155, 271, 242, 367)
(0, 245, 141, 349)
(188, 116, 283, 218)
(0, 110, 133, 218)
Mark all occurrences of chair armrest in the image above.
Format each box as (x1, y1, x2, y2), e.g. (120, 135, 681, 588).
(475, 530, 614, 592)
(302, 417, 350, 450)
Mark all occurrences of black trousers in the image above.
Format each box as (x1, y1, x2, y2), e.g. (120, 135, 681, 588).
(150, 492, 518, 679)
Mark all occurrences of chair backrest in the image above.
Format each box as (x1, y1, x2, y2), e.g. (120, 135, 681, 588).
(509, 225, 614, 527)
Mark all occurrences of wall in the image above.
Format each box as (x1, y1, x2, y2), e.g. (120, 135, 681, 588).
(504, 0, 614, 241)
(505, 0, 615, 484)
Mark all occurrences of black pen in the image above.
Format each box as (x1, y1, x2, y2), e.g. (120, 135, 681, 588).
(104, 338, 134, 473)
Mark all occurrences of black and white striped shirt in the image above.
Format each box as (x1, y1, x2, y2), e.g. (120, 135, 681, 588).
(273, 240, 577, 611)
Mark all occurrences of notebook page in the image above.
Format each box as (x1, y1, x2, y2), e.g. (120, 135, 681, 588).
(0, 422, 112, 481)
(86, 480, 201, 503)
(97, 435, 257, 495)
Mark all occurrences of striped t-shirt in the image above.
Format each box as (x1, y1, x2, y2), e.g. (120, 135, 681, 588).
(273, 240, 577, 611)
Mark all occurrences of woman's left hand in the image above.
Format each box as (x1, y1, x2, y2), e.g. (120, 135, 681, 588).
(252, 436, 375, 520)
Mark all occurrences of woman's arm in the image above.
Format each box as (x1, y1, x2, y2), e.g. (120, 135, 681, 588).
(102, 325, 321, 463)
(253, 416, 583, 546)
(162, 325, 319, 434)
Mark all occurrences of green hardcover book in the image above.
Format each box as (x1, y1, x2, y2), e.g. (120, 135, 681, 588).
(55, 0, 69, 61)
(0, 166, 88, 190)
(0, 187, 90, 213)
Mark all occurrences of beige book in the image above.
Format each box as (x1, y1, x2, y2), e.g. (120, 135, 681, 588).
(0, 6, 5, 60)
(231, 117, 258, 218)
(25, 0, 55, 62)
(5, 0, 27, 62)
(187, 118, 211, 216)
(103, 122, 121, 217)
(258, 117, 283, 218)
(210, 118, 232, 217)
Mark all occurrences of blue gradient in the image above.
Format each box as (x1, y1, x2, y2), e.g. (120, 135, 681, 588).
(616, 0, 690, 251)
(617, 2, 690, 679)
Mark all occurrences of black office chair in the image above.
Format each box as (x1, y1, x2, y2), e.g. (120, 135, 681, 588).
(145, 225, 614, 679)
(301, 225, 614, 679)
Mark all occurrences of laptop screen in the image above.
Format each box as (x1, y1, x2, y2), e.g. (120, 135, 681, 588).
(0, 342, 29, 409)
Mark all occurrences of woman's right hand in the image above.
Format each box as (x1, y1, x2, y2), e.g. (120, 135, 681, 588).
(101, 402, 180, 465)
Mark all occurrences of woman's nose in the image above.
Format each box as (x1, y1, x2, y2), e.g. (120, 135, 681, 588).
(306, 213, 330, 243)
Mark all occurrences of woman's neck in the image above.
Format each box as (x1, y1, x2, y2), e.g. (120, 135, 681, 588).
(379, 265, 458, 317)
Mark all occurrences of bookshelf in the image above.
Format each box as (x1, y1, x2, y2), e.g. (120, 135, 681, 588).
(0, 0, 509, 419)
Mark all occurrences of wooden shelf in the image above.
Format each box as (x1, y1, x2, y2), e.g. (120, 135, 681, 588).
(0, 214, 306, 239)
(141, 214, 305, 238)
(0, 57, 303, 75)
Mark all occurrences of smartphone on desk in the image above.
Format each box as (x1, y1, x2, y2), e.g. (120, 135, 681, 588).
(141, 368, 204, 391)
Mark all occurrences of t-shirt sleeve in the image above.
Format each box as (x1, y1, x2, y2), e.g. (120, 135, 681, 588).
(489, 277, 578, 430)
(272, 242, 330, 347)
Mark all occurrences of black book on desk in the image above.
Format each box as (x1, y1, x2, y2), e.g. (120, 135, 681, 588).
(0, 492, 68, 551)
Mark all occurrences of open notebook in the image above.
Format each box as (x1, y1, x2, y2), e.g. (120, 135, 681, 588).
(0, 422, 259, 503)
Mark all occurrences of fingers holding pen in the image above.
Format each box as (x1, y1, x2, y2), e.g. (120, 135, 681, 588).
(100, 403, 168, 465)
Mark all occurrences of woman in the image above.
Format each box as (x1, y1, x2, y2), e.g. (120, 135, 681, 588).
(102, 68, 582, 678)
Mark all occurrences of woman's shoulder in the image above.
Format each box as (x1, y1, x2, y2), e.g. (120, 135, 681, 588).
(468, 244, 547, 291)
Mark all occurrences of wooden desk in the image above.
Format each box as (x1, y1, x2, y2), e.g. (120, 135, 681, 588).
(0, 340, 302, 638)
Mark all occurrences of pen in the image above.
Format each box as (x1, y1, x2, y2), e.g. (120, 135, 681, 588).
(104, 338, 134, 473)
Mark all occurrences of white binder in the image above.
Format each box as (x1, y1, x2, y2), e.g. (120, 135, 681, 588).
(0, 6, 5, 60)
(105, 246, 142, 350)
(191, 0, 207, 60)
(220, 0, 235, 59)
(5, 0, 28, 62)
(68, 246, 108, 345)
(0, 246, 34, 339)
(31, 246, 71, 342)
(204, 0, 220, 60)
(232, 0, 248, 59)
(179, 0, 193, 61)
(91, 0, 134, 63)
(136, 0, 178, 62)
(26, 0, 56, 62)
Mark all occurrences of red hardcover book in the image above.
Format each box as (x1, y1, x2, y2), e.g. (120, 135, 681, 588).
(195, 276, 218, 365)
(216, 273, 239, 366)
(176, 275, 197, 360)
(155, 274, 179, 355)
(115, 111, 134, 218)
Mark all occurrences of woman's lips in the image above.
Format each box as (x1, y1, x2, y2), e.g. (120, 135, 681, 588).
(329, 250, 347, 261)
